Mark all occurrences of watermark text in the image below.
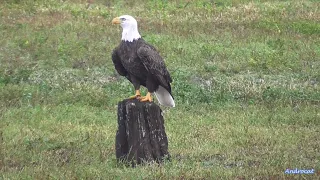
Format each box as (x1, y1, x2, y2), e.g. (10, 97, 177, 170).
(285, 168, 314, 174)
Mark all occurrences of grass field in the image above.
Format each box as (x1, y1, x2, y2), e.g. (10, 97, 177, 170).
(0, 0, 319, 179)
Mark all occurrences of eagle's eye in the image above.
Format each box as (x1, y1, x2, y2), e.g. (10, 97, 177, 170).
(120, 18, 126, 21)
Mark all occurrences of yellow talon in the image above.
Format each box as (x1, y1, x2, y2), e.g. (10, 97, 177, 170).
(129, 90, 141, 99)
(140, 92, 153, 102)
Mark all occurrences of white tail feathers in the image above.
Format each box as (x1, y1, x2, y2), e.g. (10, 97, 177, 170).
(154, 86, 175, 107)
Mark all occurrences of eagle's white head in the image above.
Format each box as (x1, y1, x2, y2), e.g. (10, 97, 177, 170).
(112, 15, 141, 42)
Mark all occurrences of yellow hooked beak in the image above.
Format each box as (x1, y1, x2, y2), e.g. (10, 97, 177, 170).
(112, 17, 121, 25)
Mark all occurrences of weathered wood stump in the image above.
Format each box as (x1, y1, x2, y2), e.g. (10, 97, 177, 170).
(115, 99, 170, 165)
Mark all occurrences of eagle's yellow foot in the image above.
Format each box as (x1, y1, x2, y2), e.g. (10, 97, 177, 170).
(129, 90, 141, 99)
(139, 92, 153, 102)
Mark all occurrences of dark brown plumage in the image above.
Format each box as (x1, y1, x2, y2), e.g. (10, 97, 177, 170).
(111, 15, 175, 107)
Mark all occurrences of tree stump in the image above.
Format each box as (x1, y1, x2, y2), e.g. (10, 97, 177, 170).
(115, 99, 170, 165)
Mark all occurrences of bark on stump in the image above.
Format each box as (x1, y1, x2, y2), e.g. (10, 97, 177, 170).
(115, 99, 170, 165)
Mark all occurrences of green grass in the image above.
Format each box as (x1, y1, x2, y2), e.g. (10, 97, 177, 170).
(1, 0, 319, 179)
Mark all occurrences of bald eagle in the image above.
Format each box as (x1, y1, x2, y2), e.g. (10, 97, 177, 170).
(111, 15, 175, 107)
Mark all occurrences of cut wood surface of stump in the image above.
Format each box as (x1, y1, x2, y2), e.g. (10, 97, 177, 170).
(116, 99, 170, 165)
